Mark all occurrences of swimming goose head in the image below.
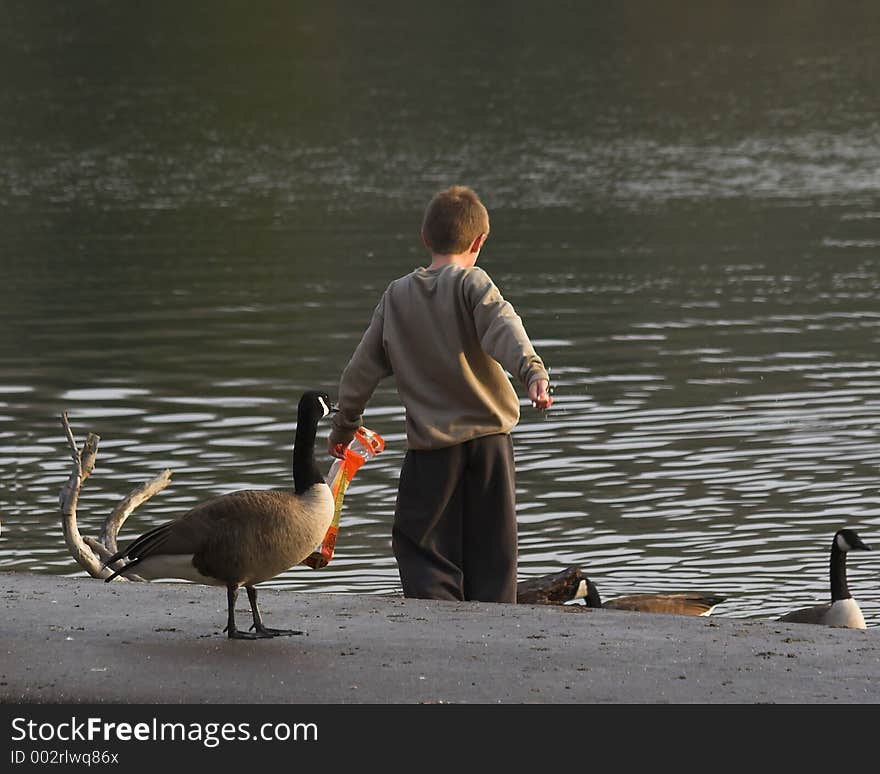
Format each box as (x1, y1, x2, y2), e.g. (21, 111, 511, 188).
(835, 528, 871, 555)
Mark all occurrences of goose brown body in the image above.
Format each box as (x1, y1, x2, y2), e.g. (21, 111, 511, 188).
(599, 590, 724, 616)
(123, 486, 334, 587)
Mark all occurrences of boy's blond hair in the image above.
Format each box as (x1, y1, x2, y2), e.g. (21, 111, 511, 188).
(421, 185, 490, 255)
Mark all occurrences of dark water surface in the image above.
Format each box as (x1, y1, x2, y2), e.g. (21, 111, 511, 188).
(1, 2, 879, 625)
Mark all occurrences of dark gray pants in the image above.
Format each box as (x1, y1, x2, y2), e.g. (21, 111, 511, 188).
(392, 433, 517, 603)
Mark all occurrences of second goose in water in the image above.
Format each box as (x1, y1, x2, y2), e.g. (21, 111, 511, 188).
(103, 390, 336, 639)
(578, 577, 724, 616)
(516, 566, 724, 615)
(778, 528, 872, 629)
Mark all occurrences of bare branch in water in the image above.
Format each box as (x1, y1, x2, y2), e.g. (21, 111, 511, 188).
(57, 412, 171, 582)
(101, 469, 173, 555)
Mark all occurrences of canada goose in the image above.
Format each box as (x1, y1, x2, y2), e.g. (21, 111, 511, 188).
(577, 577, 724, 616)
(103, 390, 337, 639)
(778, 528, 872, 629)
(516, 566, 724, 615)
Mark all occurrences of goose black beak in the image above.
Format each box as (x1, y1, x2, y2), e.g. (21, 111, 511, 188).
(852, 534, 872, 551)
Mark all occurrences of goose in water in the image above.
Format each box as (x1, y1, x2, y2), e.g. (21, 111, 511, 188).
(577, 577, 723, 616)
(778, 528, 872, 629)
(516, 566, 724, 615)
(103, 390, 336, 639)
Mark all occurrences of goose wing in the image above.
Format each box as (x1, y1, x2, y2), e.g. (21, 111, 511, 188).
(778, 603, 832, 624)
(103, 490, 281, 580)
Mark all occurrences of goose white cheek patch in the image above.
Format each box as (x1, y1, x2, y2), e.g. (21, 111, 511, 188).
(318, 396, 331, 417)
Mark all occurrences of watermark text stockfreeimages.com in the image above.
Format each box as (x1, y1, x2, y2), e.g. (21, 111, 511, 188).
(9, 715, 318, 749)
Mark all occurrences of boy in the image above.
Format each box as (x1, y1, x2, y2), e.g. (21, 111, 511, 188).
(328, 185, 552, 603)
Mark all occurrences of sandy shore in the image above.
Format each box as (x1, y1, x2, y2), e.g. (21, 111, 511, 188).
(2, 571, 878, 704)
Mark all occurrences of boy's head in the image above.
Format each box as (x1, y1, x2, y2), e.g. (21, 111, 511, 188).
(421, 185, 490, 256)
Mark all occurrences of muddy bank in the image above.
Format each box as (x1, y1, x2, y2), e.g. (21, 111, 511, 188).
(2, 572, 878, 704)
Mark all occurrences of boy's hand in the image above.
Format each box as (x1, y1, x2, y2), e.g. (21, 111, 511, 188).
(328, 440, 347, 459)
(529, 379, 553, 410)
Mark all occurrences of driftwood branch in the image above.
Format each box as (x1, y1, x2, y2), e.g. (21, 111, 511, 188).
(58, 411, 171, 581)
(101, 469, 173, 554)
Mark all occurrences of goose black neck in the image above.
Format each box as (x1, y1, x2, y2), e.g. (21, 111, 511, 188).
(585, 579, 603, 608)
(830, 541, 851, 602)
(292, 415, 324, 494)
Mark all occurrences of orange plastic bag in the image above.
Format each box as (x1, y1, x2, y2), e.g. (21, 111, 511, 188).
(301, 426, 385, 569)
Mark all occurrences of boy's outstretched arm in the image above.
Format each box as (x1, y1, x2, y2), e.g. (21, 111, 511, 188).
(467, 269, 552, 408)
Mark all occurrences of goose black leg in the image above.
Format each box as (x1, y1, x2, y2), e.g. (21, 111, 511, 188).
(246, 584, 303, 637)
(224, 584, 270, 639)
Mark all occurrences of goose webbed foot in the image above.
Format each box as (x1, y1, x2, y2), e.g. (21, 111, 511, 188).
(244, 584, 302, 638)
(248, 623, 304, 637)
(225, 584, 275, 640)
(224, 624, 275, 640)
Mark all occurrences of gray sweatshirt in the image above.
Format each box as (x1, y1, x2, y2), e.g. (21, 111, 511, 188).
(330, 263, 549, 450)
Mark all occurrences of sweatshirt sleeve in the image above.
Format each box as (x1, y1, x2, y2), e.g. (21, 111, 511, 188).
(329, 294, 393, 447)
(466, 268, 549, 389)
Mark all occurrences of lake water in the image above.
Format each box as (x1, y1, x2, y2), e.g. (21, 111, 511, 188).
(1, 1, 879, 626)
